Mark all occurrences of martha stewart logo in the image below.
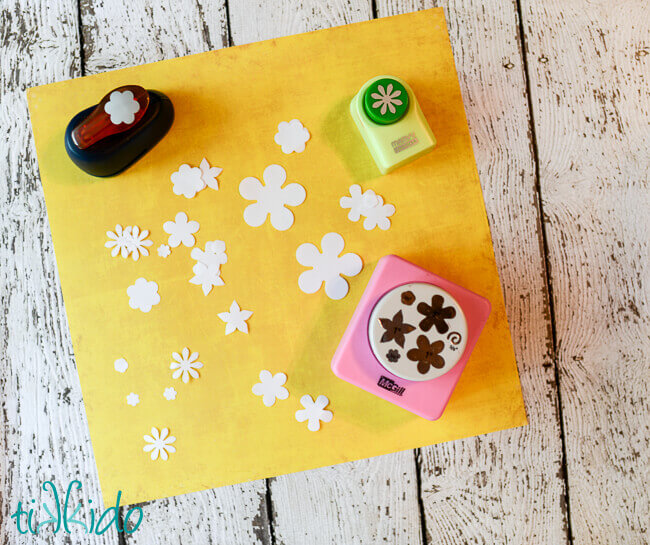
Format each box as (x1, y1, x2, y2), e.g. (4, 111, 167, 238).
(10, 480, 143, 536)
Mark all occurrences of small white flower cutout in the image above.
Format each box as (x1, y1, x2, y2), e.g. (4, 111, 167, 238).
(170, 347, 203, 383)
(126, 392, 140, 407)
(163, 212, 200, 248)
(274, 119, 311, 154)
(296, 232, 363, 300)
(104, 90, 140, 125)
(105, 224, 132, 258)
(199, 158, 222, 190)
(157, 244, 171, 258)
(189, 240, 227, 295)
(143, 427, 176, 461)
(218, 300, 253, 335)
(114, 358, 128, 373)
(171, 164, 204, 199)
(340, 184, 396, 230)
(163, 387, 177, 401)
(127, 278, 161, 312)
(125, 225, 153, 260)
(295, 394, 333, 431)
(371, 83, 403, 115)
(239, 164, 306, 231)
(252, 371, 289, 407)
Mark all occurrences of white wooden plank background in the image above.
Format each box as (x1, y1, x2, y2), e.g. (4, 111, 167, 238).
(1, 0, 647, 543)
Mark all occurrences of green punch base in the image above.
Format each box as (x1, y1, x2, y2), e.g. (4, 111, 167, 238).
(351, 75, 436, 175)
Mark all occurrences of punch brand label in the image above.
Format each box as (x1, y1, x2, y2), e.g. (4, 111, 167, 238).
(377, 375, 406, 396)
(391, 132, 419, 153)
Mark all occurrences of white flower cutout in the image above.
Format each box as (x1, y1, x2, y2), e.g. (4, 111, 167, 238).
(163, 212, 200, 248)
(296, 232, 363, 300)
(239, 164, 306, 231)
(126, 392, 140, 407)
(105, 224, 132, 258)
(218, 300, 253, 335)
(340, 184, 395, 230)
(163, 387, 177, 401)
(170, 347, 203, 383)
(127, 278, 161, 312)
(199, 158, 222, 190)
(371, 83, 403, 115)
(274, 119, 311, 154)
(114, 358, 128, 373)
(252, 371, 289, 407)
(104, 90, 140, 125)
(143, 427, 176, 461)
(295, 394, 333, 431)
(125, 225, 153, 260)
(157, 244, 171, 258)
(189, 240, 227, 295)
(171, 164, 204, 199)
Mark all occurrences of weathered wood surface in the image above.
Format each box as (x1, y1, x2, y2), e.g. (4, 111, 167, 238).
(520, 1, 650, 543)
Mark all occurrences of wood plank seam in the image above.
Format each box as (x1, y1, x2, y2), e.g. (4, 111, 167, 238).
(513, 0, 573, 542)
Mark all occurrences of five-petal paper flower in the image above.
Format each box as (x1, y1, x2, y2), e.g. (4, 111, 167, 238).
(239, 164, 306, 231)
(126, 392, 140, 407)
(218, 300, 253, 335)
(189, 240, 227, 295)
(171, 164, 205, 199)
(127, 278, 161, 312)
(199, 158, 222, 190)
(125, 225, 153, 261)
(143, 427, 176, 461)
(170, 347, 203, 383)
(104, 90, 140, 125)
(274, 119, 311, 154)
(163, 387, 177, 401)
(296, 232, 363, 300)
(105, 224, 132, 258)
(371, 83, 403, 115)
(252, 370, 289, 407)
(295, 394, 333, 432)
(163, 212, 200, 248)
(340, 184, 396, 230)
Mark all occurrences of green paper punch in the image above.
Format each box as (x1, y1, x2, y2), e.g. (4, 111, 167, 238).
(350, 75, 436, 174)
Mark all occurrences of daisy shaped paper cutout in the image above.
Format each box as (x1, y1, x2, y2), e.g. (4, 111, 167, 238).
(127, 278, 160, 312)
(296, 232, 363, 300)
(104, 90, 140, 125)
(199, 158, 222, 190)
(114, 358, 128, 373)
(274, 119, 311, 154)
(218, 300, 253, 335)
(163, 387, 177, 401)
(163, 212, 199, 248)
(171, 164, 204, 199)
(143, 427, 176, 461)
(105, 224, 132, 258)
(252, 371, 289, 407)
(239, 164, 306, 231)
(157, 244, 171, 258)
(340, 184, 396, 230)
(125, 225, 153, 261)
(170, 347, 203, 383)
(295, 394, 333, 432)
(371, 83, 403, 116)
(126, 392, 140, 407)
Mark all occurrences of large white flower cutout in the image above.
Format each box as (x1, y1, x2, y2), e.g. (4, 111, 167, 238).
(170, 347, 203, 383)
(143, 427, 176, 461)
(190, 240, 227, 295)
(239, 164, 306, 231)
(218, 300, 253, 335)
(163, 212, 200, 248)
(295, 394, 333, 432)
(104, 90, 140, 125)
(252, 370, 289, 407)
(340, 184, 396, 230)
(105, 224, 132, 258)
(296, 232, 363, 300)
(274, 119, 311, 154)
(127, 278, 160, 312)
(171, 164, 204, 199)
(371, 83, 403, 115)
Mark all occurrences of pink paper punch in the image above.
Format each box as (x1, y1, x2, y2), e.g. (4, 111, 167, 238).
(331, 255, 491, 420)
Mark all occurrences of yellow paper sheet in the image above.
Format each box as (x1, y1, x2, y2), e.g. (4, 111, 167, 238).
(27, 8, 526, 504)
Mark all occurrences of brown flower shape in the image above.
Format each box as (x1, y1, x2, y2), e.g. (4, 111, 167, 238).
(417, 295, 456, 334)
(386, 349, 400, 362)
(407, 335, 445, 374)
(401, 290, 416, 305)
(379, 310, 415, 348)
